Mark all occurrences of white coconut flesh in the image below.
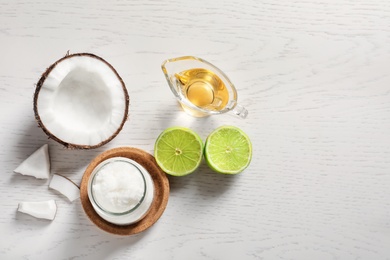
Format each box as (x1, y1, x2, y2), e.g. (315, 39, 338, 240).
(18, 200, 57, 220)
(35, 53, 129, 149)
(49, 174, 80, 202)
(14, 144, 51, 179)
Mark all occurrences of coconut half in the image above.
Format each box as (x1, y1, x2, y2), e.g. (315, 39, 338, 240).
(34, 53, 129, 149)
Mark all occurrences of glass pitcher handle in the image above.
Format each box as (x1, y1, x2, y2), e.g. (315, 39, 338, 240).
(231, 104, 248, 119)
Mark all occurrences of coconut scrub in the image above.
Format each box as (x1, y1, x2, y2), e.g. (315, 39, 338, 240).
(87, 157, 154, 225)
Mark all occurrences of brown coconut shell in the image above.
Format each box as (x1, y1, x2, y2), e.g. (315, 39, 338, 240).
(33, 52, 129, 149)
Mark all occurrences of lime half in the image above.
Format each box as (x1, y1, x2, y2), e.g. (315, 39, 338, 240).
(205, 126, 252, 174)
(154, 127, 203, 176)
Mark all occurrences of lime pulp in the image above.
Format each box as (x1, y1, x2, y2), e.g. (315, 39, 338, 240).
(154, 127, 203, 176)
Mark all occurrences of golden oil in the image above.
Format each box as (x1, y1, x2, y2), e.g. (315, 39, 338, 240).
(174, 68, 229, 112)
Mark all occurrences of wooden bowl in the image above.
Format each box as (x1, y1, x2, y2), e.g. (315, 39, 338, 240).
(80, 147, 169, 235)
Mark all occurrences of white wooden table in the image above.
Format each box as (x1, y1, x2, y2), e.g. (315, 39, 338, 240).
(1, 0, 390, 259)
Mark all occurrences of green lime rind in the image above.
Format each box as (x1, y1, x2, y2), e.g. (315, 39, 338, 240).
(154, 127, 203, 176)
(204, 126, 252, 174)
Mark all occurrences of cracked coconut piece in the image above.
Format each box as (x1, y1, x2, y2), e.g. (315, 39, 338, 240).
(14, 144, 51, 179)
(49, 174, 80, 202)
(17, 200, 57, 220)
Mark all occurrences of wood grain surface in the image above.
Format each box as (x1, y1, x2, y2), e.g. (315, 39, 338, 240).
(1, 0, 390, 259)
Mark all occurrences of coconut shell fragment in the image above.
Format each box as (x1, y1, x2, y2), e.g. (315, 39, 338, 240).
(49, 174, 80, 202)
(14, 144, 51, 179)
(17, 200, 57, 220)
